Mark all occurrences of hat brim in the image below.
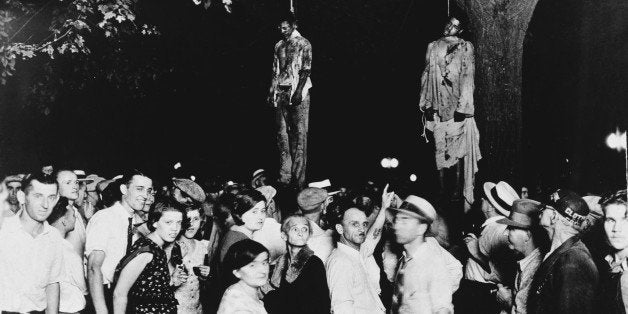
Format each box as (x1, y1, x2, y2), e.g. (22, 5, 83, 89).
(483, 182, 510, 216)
(496, 217, 530, 229)
(387, 207, 431, 222)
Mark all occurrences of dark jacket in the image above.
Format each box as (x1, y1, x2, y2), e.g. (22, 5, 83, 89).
(591, 241, 627, 314)
(265, 247, 331, 314)
(527, 236, 599, 314)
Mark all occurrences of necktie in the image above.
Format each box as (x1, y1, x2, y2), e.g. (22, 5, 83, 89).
(391, 256, 410, 314)
(126, 217, 133, 254)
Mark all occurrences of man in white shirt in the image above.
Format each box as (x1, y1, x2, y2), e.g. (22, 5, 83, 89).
(0, 173, 64, 313)
(390, 195, 461, 314)
(325, 185, 394, 313)
(56, 169, 88, 259)
(86, 169, 153, 313)
(48, 196, 87, 313)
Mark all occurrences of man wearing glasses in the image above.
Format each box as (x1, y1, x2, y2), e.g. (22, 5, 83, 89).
(85, 169, 153, 313)
(527, 189, 599, 314)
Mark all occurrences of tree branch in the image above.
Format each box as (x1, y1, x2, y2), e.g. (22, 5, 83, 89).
(8, 0, 54, 42)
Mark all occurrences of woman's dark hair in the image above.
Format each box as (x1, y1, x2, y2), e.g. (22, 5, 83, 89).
(46, 197, 71, 224)
(216, 193, 237, 226)
(147, 197, 189, 232)
(221, 239, 269, 287)
(99, 181, 121, 209)
(230, 189, 266, 226)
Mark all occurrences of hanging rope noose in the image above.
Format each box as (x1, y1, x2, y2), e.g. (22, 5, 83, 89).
(447, 0, 450, 17)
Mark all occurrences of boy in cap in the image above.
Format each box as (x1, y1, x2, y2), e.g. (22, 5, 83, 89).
(4, 174, 23, 215)
(297, 187, 334, 262)
(496, 199, 545, 314)
(168, 177, 206, 206)
(527, 189, 599, 314)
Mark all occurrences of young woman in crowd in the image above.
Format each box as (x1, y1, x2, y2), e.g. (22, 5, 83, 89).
(217, 239, 270, 314)
(218, 189, 267, 262)
(264, 214, 331, 314)
(175, 205, 211, 314)
(112, 199, 186, 314)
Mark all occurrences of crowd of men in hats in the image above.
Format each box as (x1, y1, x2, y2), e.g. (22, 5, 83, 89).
(0, 161, 626, 314)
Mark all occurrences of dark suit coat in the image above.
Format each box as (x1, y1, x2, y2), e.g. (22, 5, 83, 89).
(527, 236, 599, 314)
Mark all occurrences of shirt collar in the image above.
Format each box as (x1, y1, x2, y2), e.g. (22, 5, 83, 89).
(336, 242, 362, 259)
(482, 215, 503, 228)
(112, 201, 132, 218)
(606, 253, 628, 272)
(518, 248, 541, 271)
(5, 214, 54, 237)
(402, 240, 430, 262)
(287, 30, 302, 41)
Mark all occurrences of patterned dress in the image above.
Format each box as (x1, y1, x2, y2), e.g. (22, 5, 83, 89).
(175, 239, 209, 314)
(115, 237, 178, 314)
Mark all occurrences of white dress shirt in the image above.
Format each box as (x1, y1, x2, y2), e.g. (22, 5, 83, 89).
(65, 206, 87, 259)
(307, 222, 335, 263)
(85, 201, 132, 284)
(326, 242, 386, 314)
(57, 230, 87, 313)
(396, 239, 459, 314)
(0, 215, 64, 312)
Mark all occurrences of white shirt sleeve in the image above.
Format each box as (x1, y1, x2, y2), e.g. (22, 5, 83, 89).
(84, 213, 109, 258)
(326, 257, 357, 314)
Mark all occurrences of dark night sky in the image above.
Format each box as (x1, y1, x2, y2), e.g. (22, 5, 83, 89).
(0, 0, 626, 196)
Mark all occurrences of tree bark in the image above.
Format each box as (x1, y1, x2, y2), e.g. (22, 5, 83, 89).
(455, 0, 539, 184)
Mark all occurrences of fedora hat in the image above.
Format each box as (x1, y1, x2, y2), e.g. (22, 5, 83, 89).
(483, 181, 520, 216)
(497, 199, 543, 229)
(388, 195, 437, 223)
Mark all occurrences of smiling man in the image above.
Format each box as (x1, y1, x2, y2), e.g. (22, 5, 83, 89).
(0, 173, 63, 313)
(85, 169, 153, 313)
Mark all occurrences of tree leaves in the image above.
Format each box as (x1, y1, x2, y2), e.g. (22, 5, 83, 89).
(0, 0, 173, 113)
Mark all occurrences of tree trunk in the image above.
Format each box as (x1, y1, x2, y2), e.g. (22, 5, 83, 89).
(455, 0, 539, 185)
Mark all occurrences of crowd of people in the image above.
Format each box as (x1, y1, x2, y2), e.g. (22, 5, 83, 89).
(0, 163, 626, 314)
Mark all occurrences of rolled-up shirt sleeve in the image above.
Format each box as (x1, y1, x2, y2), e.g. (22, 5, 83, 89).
(85, 214, 108, 258)
(48, 241, 64, 285)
